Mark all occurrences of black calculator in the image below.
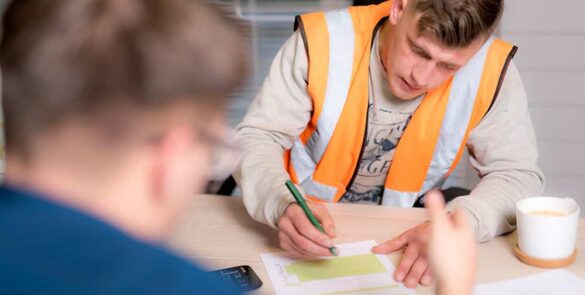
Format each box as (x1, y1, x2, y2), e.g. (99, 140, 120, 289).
(211, 265, 263, 292)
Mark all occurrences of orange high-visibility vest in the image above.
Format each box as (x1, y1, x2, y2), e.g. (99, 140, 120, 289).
(285, 1, 517, 206)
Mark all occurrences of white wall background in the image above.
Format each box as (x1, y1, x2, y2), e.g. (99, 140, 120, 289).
(501, 0, 585, 212)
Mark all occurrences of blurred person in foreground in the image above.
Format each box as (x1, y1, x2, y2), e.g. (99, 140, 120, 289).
(0, 0, 246, 294)
(426, 189, 477, 295)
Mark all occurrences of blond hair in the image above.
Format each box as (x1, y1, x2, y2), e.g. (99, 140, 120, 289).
(412, 0, 504, 47)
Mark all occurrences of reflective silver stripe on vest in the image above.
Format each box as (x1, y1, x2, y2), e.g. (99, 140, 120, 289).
(291, 140, 338, 201)
(382, 37, 495, 207)
(302, 176, 338, 202)
(306, 9, 355, 162)
(291, 139, 316, 183)
(381, 189, 419, 207)
(290, 8, 355, 201)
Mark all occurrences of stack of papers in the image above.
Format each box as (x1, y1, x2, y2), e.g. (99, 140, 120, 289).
(475, 269, 585, 295)
(261, 240, 415, 295)
(262, 239, 585, 294)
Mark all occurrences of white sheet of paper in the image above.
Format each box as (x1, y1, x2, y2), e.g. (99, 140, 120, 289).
(260, 240, 415, 295)
(475, 269, 585, 295)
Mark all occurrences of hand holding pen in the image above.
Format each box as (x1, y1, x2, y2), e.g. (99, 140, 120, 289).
(276, 180, 338, 257)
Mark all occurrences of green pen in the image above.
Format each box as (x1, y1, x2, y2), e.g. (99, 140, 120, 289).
(285, 180, 337, 256)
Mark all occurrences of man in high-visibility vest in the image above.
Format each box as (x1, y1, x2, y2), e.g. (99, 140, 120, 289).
(235, 0, 543, 288)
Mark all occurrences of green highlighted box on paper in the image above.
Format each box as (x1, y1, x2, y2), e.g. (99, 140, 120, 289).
(284, 253, 386, 283)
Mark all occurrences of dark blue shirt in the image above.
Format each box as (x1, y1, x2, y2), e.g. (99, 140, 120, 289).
(0, 185, 241, 295)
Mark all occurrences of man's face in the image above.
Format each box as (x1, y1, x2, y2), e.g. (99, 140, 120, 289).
(154, 113, 229, 237)
(381, 5, 486, 100)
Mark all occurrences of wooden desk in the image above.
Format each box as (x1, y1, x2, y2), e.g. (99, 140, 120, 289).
(169, 195, 585, 294)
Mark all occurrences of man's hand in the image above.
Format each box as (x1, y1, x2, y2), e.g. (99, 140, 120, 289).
(425, 190, 476, 295)
(372, 219, 433, 288)
(277, 202, 337, 257)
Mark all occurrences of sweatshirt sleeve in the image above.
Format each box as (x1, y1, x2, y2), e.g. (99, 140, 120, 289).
(445, 61, 545, 242)
(233, 30, 312, 228)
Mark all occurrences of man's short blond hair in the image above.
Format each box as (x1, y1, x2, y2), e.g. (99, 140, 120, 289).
(411, 0, 504, 48)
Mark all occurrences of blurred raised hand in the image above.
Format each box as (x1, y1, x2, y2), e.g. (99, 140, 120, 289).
(425, 190, 476, 295)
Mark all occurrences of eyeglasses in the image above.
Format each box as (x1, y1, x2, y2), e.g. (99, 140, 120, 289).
(143, 124, 238, 182)
(194, 126, 239, 181)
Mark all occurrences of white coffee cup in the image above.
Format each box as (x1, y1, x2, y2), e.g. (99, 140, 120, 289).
(516, 197, 580, 260)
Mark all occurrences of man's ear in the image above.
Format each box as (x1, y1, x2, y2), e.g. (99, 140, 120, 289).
(150, 128, 192, 201)
(390, 0, 408, 26)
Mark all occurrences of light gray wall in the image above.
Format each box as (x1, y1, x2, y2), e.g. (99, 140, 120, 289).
(502, 0, 585, 212)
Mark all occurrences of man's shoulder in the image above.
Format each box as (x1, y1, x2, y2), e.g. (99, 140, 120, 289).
(0, 186, 241, 294)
